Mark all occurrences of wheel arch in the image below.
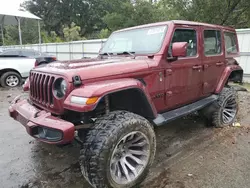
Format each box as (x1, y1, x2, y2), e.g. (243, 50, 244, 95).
(0, 68, 21, 78)
(215, 65, 243, 94)
(227, 69, 243, 83)
(64, 78, 157, 119)
(96, 88, 156, 120)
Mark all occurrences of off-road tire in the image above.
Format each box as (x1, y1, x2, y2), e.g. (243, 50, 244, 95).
(0, 71, 21, 88)
(79, 110, 156, 188)
(202, 88, 238, 128)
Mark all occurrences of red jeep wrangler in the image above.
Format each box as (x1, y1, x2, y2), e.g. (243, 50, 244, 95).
(9, 20, 242, 188)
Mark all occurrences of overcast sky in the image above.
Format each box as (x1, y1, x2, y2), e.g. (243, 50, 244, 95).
(4, 0, 26, 10)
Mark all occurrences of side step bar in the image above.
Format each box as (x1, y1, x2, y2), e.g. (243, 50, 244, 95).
(153, 95, 218, 126)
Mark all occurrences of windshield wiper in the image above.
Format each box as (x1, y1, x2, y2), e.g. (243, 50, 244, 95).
(117, 51, 136, 58)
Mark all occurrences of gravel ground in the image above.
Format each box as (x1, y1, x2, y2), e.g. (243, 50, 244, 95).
(0, 88, 250, 188)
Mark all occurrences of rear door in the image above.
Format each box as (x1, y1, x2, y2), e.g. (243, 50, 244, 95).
(201, 28, 225, 95)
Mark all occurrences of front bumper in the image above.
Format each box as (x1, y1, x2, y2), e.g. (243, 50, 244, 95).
(9, 96, 75, 144)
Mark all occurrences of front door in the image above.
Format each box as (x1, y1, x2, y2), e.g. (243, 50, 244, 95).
(201, 28, 225, 95)
(165, 26, 203, 109)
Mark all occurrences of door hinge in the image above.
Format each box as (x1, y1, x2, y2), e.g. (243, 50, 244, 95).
(166, 91, 173, 96)
(166, 69, 173, 75)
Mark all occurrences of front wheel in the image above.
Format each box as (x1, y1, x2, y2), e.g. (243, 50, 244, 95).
(79, 111, 156, 188)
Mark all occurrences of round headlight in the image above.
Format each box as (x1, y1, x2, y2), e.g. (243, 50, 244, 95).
(53, 78, 67, 98)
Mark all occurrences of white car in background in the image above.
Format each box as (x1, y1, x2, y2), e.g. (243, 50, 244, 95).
(0, 56, 37, 88)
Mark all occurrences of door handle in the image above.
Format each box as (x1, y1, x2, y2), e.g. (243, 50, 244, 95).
(192, 65, 202, 70)
(216, 62, 224, 66)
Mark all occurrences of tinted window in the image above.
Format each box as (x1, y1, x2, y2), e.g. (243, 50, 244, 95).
(169, 29, 197, 57)
(204, 30, 222, 56)
(21, 50, 35, 57)
(224, 32, 238, 54)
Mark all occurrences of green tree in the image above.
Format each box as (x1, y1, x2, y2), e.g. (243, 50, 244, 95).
(99, 29, 111, 39)
(63, 22, 83, 41)
(23, 0, 107, 37)
(167, 0, 250, 28)
(4, 19, 39, 45)
(41, 31, 63, 43)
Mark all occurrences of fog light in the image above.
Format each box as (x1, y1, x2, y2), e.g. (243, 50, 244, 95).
(34, 127, 63, 141)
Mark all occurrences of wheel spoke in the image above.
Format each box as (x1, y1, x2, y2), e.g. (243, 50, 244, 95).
(121, 133, 134, 143)
(224, 108, 236, 113)
(223, 113, 230, 122)
(131, 134, 144, 144)
(127, 154, 144, 165)
(129, 149, 147, 156)
(120, 159, 131, 181)
(124, 157, 138, 176)
(124, 157, 135, 171)
(127, 133, 135, 141)
(129, 140, 147, 147)
(110, 131, 150, 185)
(117, 162, 122, 179)
(223, 110, 234, 118)
(226, 100, 236, 106)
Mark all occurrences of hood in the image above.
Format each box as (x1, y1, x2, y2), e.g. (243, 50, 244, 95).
(34, 57, 151, 82)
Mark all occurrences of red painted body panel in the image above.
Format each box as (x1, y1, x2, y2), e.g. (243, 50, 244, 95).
(9, 97, 74, 144)
(63, 78, 157, 115)
(215, 65, 243, 93)
(23, 78, 30, 91)
(35, 57, 150, 82)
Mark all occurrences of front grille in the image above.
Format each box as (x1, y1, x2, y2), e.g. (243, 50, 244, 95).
(30, 72, 55, 106)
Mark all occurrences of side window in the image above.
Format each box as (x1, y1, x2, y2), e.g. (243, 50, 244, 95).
(224, 32, 238, 55)
(204, 30, 222, 56)
(169, 29, 197, 57)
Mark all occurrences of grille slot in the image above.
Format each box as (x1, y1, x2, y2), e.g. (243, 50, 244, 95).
(30, 73, 55, 106)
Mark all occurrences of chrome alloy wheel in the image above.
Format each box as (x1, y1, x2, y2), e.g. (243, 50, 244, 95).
(222, 96, 237, 124)
(6, 75, 19, 87)
(110, 131, 150, 185)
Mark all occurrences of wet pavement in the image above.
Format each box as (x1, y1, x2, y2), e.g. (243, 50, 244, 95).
(1, 88, 250, 188)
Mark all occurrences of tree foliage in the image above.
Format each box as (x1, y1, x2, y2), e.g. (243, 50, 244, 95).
(1, 0, 250, 45)
(63, 22, 84, 42)
(4, 19, 39, 45)
(168, 0, 250, 28)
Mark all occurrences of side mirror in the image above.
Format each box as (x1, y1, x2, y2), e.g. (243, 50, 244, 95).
(168, 42, 188, 61)
(172, 42, 188, 57)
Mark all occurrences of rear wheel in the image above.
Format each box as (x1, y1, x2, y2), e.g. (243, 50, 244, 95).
(79, 111, 156, 188)
(0, 71, 21, 88)
(202, 88, 238, 128)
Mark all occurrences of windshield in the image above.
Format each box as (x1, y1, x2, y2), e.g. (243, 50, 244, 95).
(100, 25, 167, 55)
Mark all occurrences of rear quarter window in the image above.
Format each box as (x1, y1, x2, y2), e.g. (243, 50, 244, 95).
(224, 32, 238, 55)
